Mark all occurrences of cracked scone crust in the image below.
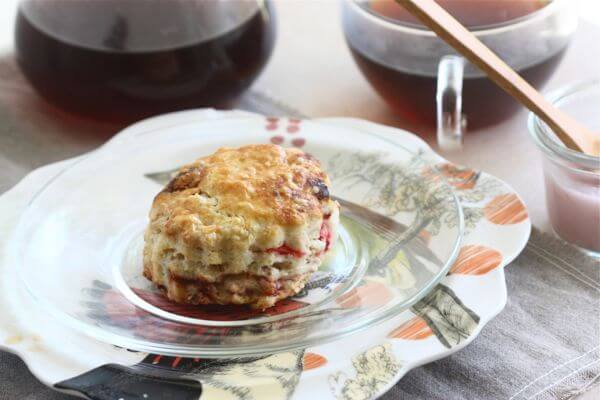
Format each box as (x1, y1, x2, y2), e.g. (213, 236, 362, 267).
(143, 144, 339, 309)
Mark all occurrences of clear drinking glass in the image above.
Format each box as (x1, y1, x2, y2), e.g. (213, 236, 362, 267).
(342, 0, 578, 149)
(15, 0, 276, 123)
(529, 80, 600, 255)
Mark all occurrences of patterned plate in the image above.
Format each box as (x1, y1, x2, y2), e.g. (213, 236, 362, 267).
(0, 110, 530, 400)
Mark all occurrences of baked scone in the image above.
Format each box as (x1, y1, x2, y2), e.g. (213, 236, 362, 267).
(143, 144, 339, 309)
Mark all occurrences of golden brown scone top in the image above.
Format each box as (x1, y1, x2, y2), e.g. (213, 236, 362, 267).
(153, 144, 331, 228)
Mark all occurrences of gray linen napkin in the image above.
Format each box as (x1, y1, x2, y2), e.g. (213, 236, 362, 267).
(1, 89, 599, 400)
(383, 228, 600, 400)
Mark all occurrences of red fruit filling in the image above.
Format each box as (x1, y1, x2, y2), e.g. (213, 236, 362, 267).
(266, 244, 305, 258)
(319, 221, 332, 252)
(267, 215, 332, 258)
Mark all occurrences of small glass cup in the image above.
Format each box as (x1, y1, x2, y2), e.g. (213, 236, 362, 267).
(528, 80, 600, 255)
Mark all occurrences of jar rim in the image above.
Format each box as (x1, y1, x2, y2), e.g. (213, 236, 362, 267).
(528, 79, 600, 174)
(349, 0, 567, 36)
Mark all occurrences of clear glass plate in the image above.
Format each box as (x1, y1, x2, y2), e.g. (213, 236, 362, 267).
(14, 116, 463, 357)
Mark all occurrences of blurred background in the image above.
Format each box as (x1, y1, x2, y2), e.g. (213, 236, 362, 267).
(0, 0, 598, 225)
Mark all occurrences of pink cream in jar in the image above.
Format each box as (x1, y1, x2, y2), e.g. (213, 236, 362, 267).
(529, 80, 600, 255)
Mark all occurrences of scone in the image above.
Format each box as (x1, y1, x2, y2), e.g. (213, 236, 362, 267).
(143, 144, 339, 309)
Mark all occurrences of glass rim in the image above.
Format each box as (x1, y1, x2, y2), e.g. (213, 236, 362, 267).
(528, 79, 600, 174)
(348, 0, 566, 36)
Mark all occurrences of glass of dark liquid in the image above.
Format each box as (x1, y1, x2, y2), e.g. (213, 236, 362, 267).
(342, 0, 577, 147)
(15, 0, 275, 123)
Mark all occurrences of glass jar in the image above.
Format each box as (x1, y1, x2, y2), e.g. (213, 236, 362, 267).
(529, 80, 600, 255)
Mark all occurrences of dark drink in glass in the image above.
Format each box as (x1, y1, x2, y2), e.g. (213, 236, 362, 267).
(349, 46, 567, 129)
(15, 0, 275, 123)
(343, 0, 576, 131)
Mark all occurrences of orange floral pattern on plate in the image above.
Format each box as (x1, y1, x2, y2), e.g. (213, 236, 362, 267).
(484, 193, 528, 225)
(388, 316, 433, 340)
(450, 245, 503, 275)
(132, 287, 307, 321)
(418, 229, 431, 245)
(335, 281, 392, 309)
(423, 163, 480, 190)
(303, 352, 327, 371)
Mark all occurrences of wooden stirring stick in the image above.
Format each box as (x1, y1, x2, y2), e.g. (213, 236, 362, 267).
(396, 0, 600, 156)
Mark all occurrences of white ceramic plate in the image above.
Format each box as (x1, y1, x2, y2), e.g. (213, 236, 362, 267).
(0, 109, 530, 400)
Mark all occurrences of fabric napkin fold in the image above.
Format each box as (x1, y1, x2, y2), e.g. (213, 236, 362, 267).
(384, 228, 600, 400)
